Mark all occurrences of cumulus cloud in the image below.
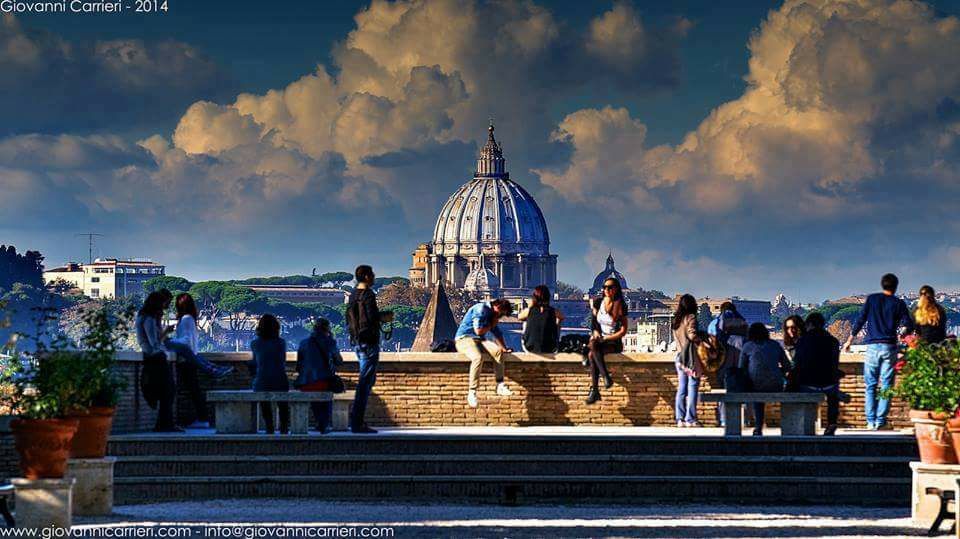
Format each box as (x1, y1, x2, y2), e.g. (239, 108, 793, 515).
(0, 15, 232, 134)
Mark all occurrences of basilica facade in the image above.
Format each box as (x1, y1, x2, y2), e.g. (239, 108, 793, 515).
(409, 124, 557, 298)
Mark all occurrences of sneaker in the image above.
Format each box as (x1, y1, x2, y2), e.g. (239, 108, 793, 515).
(214, 366, 234, 380)
(823, 424, 837, 436)
(752, 429, 763, 436)
(467, 390, 478, 408)
(837, 391, 852, 403)
(496, 382, 513, 397)
(867, 422, 878, 431)
(685, 421, 703, 428)
(677, 420, 686, 428)
(187, 421, 210, 429)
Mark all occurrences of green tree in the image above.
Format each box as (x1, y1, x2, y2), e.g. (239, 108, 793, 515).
(555, 281, 585, 300)
(0, 245, 44, 290)
(144, 276, 194, 296)
(318, 271, 353, 288)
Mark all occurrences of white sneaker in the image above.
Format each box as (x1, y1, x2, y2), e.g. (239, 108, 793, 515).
(467, 390, 478, 408)
(496, 382, 513, 397)
(677, 420, 686, 428)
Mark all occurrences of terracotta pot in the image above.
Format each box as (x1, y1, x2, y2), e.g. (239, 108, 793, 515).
(910, 410, 957, 464)
(66, 406, 115, 458)
(10, 418, 79, 479)
(947, 417, 960, 464)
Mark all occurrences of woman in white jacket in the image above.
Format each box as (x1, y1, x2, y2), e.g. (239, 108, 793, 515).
(164, 293, 232, 428)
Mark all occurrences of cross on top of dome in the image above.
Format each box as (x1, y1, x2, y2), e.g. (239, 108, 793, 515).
(480, 121, 503, 160)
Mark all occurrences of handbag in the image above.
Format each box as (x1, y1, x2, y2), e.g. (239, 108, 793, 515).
(328, 374, 346, 394)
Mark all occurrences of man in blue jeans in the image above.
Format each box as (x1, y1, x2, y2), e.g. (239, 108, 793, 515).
(346, 265, 393, 434)
(844, 273, 913, 430)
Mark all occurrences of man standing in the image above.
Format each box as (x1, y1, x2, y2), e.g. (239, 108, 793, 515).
(346, 265, 393, 434)
(455, 299, 515, 408)
(844, 273, 913, 430)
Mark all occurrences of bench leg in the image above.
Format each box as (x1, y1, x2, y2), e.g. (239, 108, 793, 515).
(782, 403, 818, 436)
(215, 402, 255, 434)
(332, 400, 350, 432)
(0, 498, 13, 527)
(929, 496, 951, 536)
(289, 403, 310, 434)
(723, 403, 741, 436)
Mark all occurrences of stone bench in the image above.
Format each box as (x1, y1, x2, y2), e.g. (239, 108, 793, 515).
(207, 390, 333, 434)
(702, 391, 824, 436)
(0, 484, 13, 527)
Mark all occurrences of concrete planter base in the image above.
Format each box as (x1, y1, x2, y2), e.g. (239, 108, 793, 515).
(66, 457, 116, 516)
(11, 477, 74, 529)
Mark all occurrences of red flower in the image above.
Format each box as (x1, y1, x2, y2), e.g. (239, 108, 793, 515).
(902, 334, 920, 349)
(893, 360, 907, 373)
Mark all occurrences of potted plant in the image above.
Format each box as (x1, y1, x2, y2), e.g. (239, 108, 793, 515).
(0, 348, 88, 478)
(65, 304, 131, 459)
(883, 338, 960, 464)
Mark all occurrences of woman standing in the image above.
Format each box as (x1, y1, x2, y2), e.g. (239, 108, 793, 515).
(519, 285, 564, 353)
(136, 291, 179, 432)
(739, 323, 790, 436)
(585, 278, 628, 404)
(249, 314, 290, 434)
(672, 294, 703, 427)
(914, 285, 948, 344)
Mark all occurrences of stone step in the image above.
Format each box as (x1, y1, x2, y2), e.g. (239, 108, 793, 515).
(113, 474, 911, 506)
(114, 454, 912, 478)
(108, 434, 918, 458)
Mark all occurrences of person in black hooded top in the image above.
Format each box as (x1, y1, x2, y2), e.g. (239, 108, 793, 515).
(519, 285, 564, 353)
(790, 312, 842, 436)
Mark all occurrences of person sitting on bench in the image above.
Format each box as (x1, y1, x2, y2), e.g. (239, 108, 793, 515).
(249, 314, 289, 434)
(788, 312, 842, 436)
(295, 318, 344, 434)
(739, 323, 790, 436)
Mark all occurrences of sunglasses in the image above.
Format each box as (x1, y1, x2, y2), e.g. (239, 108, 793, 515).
(603, 285, 617, 290)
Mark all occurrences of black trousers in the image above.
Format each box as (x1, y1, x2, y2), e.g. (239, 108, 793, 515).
(143, 354, 176, 431)
(260, 402, 290, 434)
(177, 362, 208, 423)
(311, 402, 332, 431)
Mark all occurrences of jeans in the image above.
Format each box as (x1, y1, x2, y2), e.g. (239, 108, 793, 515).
(164, 340, 222, 376)
(351, 343, 380, 428)
(864, 344, 897, 426)
(675, 363, 700, 423)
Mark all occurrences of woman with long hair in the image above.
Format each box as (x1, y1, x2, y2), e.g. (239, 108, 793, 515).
(782, 314, 805, 365)
(136, 290, 179, 432)
(672, 294, 703, 427)
(519, 285, 564, 353)
(164, 293, 232, 428)
(249, 314, 290, 434)
(585, 278, 628, 404)
(739, 322, 790, 436)
(915, 285, 947, 343)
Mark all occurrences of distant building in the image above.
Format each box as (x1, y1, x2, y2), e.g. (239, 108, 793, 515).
(624, 321, 671, 353)
(662, 295, 772, 326)
(824, 295, 867, 306)
(240, 284, 348, 305)
(409, 123, 557, 299)
(43, 258, 165, 299)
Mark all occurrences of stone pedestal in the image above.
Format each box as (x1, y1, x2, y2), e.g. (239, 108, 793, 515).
(910, 462, 960, 525)
(332, 394, 352, 432)
(11, 478, 74, 530)
(66, 457, 116, 516)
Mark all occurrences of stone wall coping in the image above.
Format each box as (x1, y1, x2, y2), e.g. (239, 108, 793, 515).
(909, 462, 960, 472)
(207, 390, 332, 402)
(115, 350, 869, 364)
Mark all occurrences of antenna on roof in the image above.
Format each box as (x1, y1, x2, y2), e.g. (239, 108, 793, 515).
(75, 233, 104, 264)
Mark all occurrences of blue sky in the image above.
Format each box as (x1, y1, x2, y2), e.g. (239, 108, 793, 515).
(3, 0, 960, 302)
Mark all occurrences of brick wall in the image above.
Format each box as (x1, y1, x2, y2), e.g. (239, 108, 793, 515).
(106, 351, 911, 432)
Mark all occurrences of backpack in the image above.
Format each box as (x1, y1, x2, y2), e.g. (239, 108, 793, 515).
(346, 290, 373, 345)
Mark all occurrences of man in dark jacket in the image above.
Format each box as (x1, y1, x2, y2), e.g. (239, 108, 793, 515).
(346, 265, 393, 434)
(791, 312, 841, 435)
(843, 273, 913, 430)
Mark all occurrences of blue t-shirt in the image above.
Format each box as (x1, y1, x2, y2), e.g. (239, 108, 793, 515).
(455, 302, 503, 340)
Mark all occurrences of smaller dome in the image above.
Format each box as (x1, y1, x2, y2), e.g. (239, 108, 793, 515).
(464, 255, 498, 292)
(590, 253, 628, 295)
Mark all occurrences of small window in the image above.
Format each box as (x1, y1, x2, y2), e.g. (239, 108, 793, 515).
(90, 289, 100, 298)
(90, 277, 100, 283)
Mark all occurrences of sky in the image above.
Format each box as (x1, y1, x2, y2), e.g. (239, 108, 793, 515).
(3, 0, 960, 303)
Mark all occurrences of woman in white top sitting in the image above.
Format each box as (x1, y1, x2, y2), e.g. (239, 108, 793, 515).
(586, 278, 628, 404)
(164, 293, 232, 428)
